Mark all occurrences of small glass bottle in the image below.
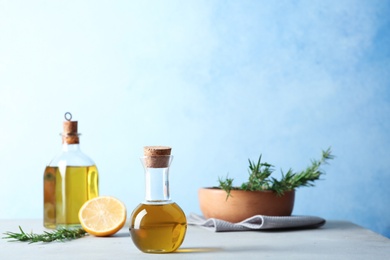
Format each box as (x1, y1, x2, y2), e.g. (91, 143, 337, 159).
(43, 112, 99, 229)
(129, 146, 187, 253)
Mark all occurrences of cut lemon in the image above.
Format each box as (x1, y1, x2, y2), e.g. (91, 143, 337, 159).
(78, 196, 127, 237)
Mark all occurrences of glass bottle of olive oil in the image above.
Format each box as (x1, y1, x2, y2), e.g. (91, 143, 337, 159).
(43, 113, 99, 229)
(129, 146, 187, 253)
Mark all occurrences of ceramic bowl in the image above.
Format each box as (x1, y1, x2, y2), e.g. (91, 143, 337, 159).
(198, 187, 295, 223)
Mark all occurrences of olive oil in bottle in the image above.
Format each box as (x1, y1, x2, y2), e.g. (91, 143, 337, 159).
(44, 165, 98, 228)
(129, 146, 187, 253)
(130, 203, 187, 252)
(43, 112, 99, 229)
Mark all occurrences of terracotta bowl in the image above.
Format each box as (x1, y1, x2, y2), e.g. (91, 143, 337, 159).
(198, 187, 295, 223)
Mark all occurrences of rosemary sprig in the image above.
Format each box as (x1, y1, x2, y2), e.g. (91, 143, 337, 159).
(3, 226, 87, 243)
(276, 147, 335, 193)
(218, 175, 234, 200)
(241, 155, 274, 191)
(218, 147, 334, 197)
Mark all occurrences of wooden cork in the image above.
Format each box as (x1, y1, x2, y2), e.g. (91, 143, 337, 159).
(143, 146, 171, 168)
(62, 120, 79, 144)
(63, 121, 78, 135)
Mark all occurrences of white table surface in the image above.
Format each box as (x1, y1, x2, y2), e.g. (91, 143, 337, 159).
(1, 219, 389, 259)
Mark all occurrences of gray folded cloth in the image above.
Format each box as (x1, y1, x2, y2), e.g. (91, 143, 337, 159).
(187, 213, 326, 232)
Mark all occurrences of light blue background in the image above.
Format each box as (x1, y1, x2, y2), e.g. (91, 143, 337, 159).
(1, 1, 389, 238)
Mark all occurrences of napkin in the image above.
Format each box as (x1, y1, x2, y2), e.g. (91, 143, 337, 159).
(187, 213, 326, 232)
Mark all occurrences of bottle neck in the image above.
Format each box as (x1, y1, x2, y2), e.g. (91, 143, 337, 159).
(62, 143, 81, 152)
(48, 135, 95, 167)
(144, 166, 170, 202)
(61, 133, 81, 151)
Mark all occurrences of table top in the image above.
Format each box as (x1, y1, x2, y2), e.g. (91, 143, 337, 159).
(1, 219, 389, 259)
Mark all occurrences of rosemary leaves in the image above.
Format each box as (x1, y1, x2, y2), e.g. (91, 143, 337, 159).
(3, 226, 86, 243)
(218, 147, 334, 197)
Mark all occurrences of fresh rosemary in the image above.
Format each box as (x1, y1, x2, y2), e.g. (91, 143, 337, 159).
(2, 226, 87, 243)
(218, 147, 334, 198)
(218, 175, 234, 200)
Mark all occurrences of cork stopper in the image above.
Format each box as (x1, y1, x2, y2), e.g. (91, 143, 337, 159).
(143, 146, 172, 168)
(62, 112, 79, 144)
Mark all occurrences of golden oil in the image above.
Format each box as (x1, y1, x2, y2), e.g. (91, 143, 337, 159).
(130, 202, 187, 253)
(43, 165, 99, 228)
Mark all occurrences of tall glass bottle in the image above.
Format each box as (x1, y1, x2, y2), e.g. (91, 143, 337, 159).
(129, 146, 187, 253)
(43, 112, 99, 229)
